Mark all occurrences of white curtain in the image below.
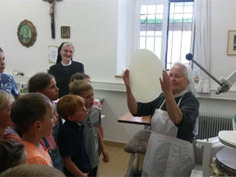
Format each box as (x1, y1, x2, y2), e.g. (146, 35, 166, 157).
(193, 0, 211, 93)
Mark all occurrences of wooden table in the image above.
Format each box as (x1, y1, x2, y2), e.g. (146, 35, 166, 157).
(118, 112, 151, 126)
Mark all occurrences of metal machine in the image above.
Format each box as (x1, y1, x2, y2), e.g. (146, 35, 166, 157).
(186, 53, 236, 94)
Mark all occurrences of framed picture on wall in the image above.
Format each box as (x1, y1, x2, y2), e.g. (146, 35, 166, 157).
(227, 30, 236, 55)
(17, 20, 37, 48)
(61, 26, 70, 38)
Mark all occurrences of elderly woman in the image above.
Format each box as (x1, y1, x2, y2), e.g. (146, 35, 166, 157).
(49, 42, 84, 97)
(123, 62, 199, 177)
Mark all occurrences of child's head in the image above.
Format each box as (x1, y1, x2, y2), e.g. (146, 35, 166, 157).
(0, 140, 27, 173)
(0, 91, 12, 131)
(69, 80, 94, 109)
(57, 95, 87, 122)
(0, 47, 5, 73)
(28, 72, 59, 101)
(11, 93, 54, 137)
(70, 73, 91, 83)
(0, 164, 65, 177)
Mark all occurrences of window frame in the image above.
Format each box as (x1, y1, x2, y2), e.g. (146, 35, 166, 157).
(134, 0, 194, 69)
(135, 0, 169, 66)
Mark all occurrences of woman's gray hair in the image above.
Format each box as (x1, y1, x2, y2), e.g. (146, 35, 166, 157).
(173, 62, 196, 96)
(60, 42, 74, 55)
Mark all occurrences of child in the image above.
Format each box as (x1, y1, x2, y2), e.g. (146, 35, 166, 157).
(0, 164, 66, 177)
(28, 72, 59, 101)
(0, 91, 20, 141)
(69, 80, 109, 176)
(11, 93, 54, 166)
(70, 73, 91, 84)
(28, 72, 60, 127)
(70, 73, 104, 139)
(70, 73, 102, 110)
(0, 47, 20, 100)
(0, 140, 27, 173)
(28, 72, 63, 133)
(28, 72, 63, 170)
(57, 95, 90, 177)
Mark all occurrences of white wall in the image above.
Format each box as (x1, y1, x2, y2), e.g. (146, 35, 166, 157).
(210, 0, 236, 91)
(0, 0, 120, 83)
(1, 0, 236, 143)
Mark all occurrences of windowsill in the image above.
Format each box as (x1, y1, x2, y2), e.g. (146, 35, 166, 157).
(115, 74, 123, 78)
(92, 81, 126, 92)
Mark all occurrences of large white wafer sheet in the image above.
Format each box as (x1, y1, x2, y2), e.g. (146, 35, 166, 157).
(219, 130, 236, 147)
(129, 49, 164, 103)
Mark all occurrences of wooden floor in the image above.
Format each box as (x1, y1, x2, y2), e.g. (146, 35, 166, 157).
(97, 141, 130, 177)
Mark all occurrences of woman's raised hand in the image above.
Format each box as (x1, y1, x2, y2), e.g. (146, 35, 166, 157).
(123, 69, 130, 89)
(159, 70, 172, 95)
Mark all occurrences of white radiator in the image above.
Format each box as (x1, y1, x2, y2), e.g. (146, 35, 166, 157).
(196, 113, 233, 139)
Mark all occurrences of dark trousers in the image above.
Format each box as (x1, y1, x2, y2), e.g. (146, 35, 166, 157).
(88, 166, 98, 177)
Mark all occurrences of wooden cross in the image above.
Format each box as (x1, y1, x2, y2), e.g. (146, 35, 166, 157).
(43, 0, 62, 39)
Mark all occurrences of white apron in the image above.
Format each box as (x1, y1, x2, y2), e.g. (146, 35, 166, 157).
(142, 96, 194, 177)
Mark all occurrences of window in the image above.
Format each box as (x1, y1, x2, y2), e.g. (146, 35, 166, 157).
(137, 0, 194, 69)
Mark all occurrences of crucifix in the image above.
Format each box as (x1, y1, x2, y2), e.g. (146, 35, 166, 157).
(43, 0, 62, 39)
